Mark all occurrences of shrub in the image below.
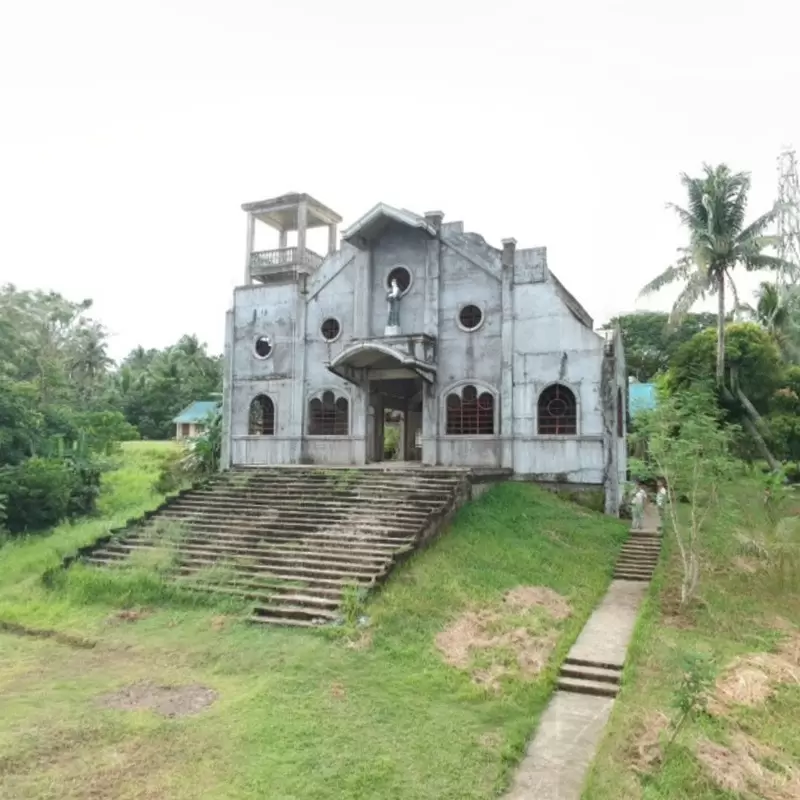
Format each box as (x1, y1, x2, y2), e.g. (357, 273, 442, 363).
(0, 456, 103, 534)
(384, 425, 400, 459)
(0, 458, 75, 533)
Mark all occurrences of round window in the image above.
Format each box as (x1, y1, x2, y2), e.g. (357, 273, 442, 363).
(458, 304, 483, 331)
(254, 336, 273, 359)
(321, 318, 341, 342)
(386, 266, 412, 294)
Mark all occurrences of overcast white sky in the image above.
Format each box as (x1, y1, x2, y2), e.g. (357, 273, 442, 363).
(1, 0, 798, 360)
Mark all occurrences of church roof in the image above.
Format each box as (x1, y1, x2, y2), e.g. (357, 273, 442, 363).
(341, 203, 437, 246)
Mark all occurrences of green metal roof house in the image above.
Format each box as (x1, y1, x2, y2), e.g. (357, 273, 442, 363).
(172, 401, 220, 440)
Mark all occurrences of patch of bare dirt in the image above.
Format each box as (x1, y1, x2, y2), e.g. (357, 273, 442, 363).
(97, 681, 217, 718)
(210, 615, 230, 631)
(435, 586, 570, 691)
(733, 556, 760, 574)
(623, 711, 670, 773)
(107, 609, 150, 625)
(709, 642, 800, 714)
(503, 586, 572, 620)
(330, 682, 346, 700)
(478, 731, 503, 750)
(344, 630, 373, 651)
(695, 733, 800, 800)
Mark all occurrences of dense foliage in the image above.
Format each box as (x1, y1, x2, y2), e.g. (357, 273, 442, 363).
(0, 284, 221, 535)
(607, 311, 717, 382)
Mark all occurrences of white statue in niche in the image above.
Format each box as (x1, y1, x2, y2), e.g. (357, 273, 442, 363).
(385, 278, 401, 334)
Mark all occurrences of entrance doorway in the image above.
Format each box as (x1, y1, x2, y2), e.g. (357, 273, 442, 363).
(368, 377, 423, 462)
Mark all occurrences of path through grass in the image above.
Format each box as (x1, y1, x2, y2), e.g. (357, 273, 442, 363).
(582, 480, 800, 799)
(0, 444, 626, 799)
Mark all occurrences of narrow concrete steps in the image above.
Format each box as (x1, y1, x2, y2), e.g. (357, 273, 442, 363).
(557, 658, 623, 698)
(612, 529, 662, 580)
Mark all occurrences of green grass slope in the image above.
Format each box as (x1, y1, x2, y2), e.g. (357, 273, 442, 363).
(0, 444, 626, 799)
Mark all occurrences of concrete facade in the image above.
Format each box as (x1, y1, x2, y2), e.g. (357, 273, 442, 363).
(220, 193, 627, 512)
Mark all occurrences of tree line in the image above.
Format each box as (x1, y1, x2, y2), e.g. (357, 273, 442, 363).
(613, 163, 800, 474)
(0, 284, 221, 533)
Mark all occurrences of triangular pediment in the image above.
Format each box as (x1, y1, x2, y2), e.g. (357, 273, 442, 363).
(341, 203, 436, 249)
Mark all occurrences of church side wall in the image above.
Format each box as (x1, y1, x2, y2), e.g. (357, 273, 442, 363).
(435, 241, 504, 467)
(230, 283, 299, 465)
(512, 277, 607, 484)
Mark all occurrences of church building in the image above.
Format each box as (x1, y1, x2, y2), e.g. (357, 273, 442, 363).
(220, 193, 627, 512)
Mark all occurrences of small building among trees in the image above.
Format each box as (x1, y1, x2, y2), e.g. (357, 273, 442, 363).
(173, 401, 220, 441)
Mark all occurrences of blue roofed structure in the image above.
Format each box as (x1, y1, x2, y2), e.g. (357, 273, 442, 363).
(628, 382, 657, 416)
(172, 400, 220, 440)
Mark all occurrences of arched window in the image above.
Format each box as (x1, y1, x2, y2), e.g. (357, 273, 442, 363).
(309, 391, 349, 435)
(617, 387, 624, 437)
(445, 384, 495, 435)
(538, 384, 577, 435)
(249, 395, 275, 435)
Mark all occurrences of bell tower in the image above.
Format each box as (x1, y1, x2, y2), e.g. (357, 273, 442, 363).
(241, 192, 343, 285)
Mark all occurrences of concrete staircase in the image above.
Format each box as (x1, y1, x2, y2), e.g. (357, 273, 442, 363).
(81, 466, 476, 627)
(612, 530, 662, 581)
(555, 513, 662, 698)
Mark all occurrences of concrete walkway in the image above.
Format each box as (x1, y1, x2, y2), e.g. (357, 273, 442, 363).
(503, 508, 659, 800)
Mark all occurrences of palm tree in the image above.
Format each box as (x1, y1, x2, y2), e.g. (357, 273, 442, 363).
(640, 164, 793, 386)
(751, 281, 800, 361)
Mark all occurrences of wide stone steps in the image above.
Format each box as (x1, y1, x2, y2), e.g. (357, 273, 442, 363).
(165, 498, 442, 521)
(153, 516, 420, 538)
(78, 466, 473, 626)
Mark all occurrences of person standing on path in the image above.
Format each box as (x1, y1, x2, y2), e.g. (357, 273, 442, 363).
(631, 484, 647, 530)
(655, 479, 667, 532)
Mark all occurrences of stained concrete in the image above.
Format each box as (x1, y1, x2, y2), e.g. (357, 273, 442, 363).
(503, 507, 658, 799)
(566, 580, 649, 669)
(503, 693, 615, 800)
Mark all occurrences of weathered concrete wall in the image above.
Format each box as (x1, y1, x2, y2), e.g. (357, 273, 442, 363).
(511, 263, 609, 483)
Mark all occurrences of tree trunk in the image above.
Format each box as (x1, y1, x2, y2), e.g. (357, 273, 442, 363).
(716, 274, 726, 386)
(721, 385, 782, 472)
(740, 414, 782, 472)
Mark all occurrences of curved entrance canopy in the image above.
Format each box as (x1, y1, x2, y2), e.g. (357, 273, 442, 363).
(328, 340, 436, 385)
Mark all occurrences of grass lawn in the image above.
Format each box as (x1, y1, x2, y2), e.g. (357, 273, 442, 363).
(0, 443, 627, 799)
(582, 480, 800, 799)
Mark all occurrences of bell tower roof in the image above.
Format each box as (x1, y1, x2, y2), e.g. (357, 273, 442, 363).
(241, 192, 342, 232)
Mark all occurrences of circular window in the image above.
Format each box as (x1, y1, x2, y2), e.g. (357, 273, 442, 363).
(386, 266, 412, 295)
(321, 318, 341, 342)
(458, 304, 484, 331)
(254, 336, 273, 359)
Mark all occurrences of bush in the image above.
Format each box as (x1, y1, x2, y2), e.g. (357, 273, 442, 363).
(0, 456, 103, 534)
(153, 448, 187, 494)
